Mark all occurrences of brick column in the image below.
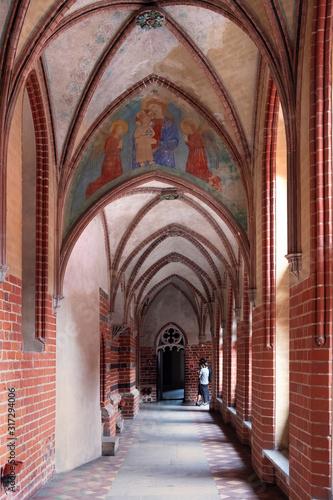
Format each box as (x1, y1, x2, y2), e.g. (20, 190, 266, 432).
(0, 276, 56, 500)
(99, 289, 117, 436)
(118, 331, 139, 419)
(288, 2, 333, 498)
(251, 78, 278, 483)
(235, 272, 251, 444)
(222, 282, 234, 423)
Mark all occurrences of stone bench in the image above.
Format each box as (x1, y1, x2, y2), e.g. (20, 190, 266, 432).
(102, 436, 119, 456)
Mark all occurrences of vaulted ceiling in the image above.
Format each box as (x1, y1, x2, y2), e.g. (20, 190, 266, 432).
(1, 0, 298, 331)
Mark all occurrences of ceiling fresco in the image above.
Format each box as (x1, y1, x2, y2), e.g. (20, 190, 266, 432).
(65, 87, 247, 235)
(1, 0, 300, 334)
(16, 0, 55, 57)
(43, 9, 132, 156)
(279, 0, 297, 40)
(0, 0, 11, 46)
(65, 0, 102, 16)
(164, 6, 258, 140)
(74, 24, 231, 150)
(79, 24, 180, 132)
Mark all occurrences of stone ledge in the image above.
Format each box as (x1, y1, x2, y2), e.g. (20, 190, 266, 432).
(102, 436, 119, 456)
(263, 449, 289, 477)
(243, 420, 252, 431)
(116, 418, 124, 433)
(227, 406, 236, 416)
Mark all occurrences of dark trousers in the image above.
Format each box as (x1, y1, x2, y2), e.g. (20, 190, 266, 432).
(199, 383, 209, 403)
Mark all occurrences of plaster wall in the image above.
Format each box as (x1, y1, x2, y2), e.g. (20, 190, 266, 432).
(21, 89, 40, 351)
(254, 73, 269, 307)
(142, 287, 204, 346)
(55, 215, 108, 472)
(299, 8, 312, 279)
(6, 89, 23, 277)
(17, 0, 54, 56)
(275, 106, 289, 450)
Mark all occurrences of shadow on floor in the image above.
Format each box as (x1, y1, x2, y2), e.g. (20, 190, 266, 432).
(31, 402, 288, 500)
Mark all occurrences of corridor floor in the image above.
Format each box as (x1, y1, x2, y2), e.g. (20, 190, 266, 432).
(32, 402, 287, 500)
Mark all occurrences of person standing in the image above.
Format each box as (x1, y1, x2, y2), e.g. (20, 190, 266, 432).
(197, 360, 210, 407)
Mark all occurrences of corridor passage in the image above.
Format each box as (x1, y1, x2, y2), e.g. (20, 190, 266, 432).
(32, 403, 287, 499)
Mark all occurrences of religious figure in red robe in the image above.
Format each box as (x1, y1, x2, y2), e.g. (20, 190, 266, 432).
(86, 120, 128, 199)
(181, 118, 222, 192)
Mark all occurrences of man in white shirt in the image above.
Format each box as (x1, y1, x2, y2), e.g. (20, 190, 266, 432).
(198, 361, 210, 406)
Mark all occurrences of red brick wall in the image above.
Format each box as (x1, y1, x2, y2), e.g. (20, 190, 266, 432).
(140, 347, 157, 401)
(118, 333, 136, 389)
(235, 273, 251, 444)
(99, 290, 118, 436)
(251, 304, 276, 483)
(289, 277, 332, 500)
(212, 304, 221, 399)
(0, 276, 56, 500)
(251, 77, 277, 484)
(222, 282, 234, 422)
(100, 291, 139, 424)
(287, 2, 333, 498)
(185, 342, 212, 402)
(117, 332, 139, 419)
(139, 342, 212, 403)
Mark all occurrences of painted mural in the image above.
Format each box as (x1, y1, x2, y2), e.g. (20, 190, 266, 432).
(0, 0, 11, 46)
(65, 0, 102, 16)
(43, 9, 131, 156)
(67, 90, 247, 231)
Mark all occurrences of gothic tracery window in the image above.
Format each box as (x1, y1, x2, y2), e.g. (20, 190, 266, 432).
(157, 326, 185, 351)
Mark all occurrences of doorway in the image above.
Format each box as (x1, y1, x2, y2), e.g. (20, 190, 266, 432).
(160, 348, 185, 400)
(157, 326, 185, 400)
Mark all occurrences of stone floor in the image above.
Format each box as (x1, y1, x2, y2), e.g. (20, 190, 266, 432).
(32, 402, 287, 499)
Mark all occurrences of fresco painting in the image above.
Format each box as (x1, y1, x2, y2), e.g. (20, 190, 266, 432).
(165, 5, 257, 140)
(43, 9, 131, 156)
(81, 25, 179, 131)
(132, 96, 179, 170)
(69, 92, 247, 230)
(0, 0, 11, 46)
(65, 0, 102, 16)
(86, 120, 128, 198)
(164, 5, 227, 55)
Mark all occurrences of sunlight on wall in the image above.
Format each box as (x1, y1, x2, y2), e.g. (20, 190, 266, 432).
(275, 106, 289, 450)
(6, 89, 23, 277)
(56, 215, 108, 472)
(219, 325, 223, 396)
(21, 90, 42, 351)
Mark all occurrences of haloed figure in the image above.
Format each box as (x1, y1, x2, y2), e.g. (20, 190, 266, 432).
(86, 120, 128, 199)
(134, 110, 157, 166)
(180, 118, 211, 183)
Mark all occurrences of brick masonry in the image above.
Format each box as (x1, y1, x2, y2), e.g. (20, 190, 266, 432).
(139, 341, 212, 403)
(0, 276, 56, 500)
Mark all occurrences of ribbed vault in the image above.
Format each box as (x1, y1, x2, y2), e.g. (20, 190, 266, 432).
(0, 0, 304, 339)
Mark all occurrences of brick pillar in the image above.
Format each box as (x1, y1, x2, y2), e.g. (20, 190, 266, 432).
(288, 3, 333, 497)
(289, 278, 332, 500)
(251, 78, 278, 483)
(213, 303, 222, 399)
(211, 326, 219, 403)
(118, 331, 139, 418)
(235, 272, 251, 444)
(0, 276, 56, 500)
(140, 346, 157, 401)
(99, 289, 118, 436)
(222, 282, 234, 423)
